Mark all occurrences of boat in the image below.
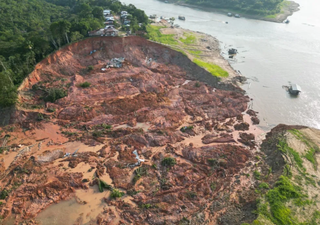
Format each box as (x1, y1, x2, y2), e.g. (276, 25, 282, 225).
(178, 15, 185, 20)
(288, 84, 301, 95)
(227, 13, 232, 17)
(284, 19, 290, 24)
(235, 14, 240, 18)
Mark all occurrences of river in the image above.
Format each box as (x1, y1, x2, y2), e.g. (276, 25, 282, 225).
(121, 0, 320, 130)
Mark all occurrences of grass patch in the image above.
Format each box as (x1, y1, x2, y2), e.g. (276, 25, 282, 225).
(188, 49, 202, 58)
(277, 139, 304, 170)
(179, 33, 197, 44)
(193, 59, 228, 77)
(289, 129, 320, 170)
(146, 25, 177, 45)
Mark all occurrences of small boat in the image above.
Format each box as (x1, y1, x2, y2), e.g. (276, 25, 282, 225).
(288, 84, 301, 95)
(178, 15, 185, 20)
(235, 14, 240, 18)
(227, 13, 232, 17)
(284, 19, 290, 24)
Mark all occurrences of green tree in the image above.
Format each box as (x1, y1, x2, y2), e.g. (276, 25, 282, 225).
(92, 6, 104, 20)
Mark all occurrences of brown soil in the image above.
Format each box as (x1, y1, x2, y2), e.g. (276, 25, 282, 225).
(0, 36, 263, 225)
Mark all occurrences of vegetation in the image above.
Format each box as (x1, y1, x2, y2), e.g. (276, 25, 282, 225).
(146, 25, 177, 45)
(289, 129, 320, 169)
(132, 166, 148, 184)
(193, 59, 229, 78)
(79, 82, 91, 88)
(180, 126, 193, 132)
(0, 0, 149, 107)
(44, 88, 67, 102)
(161, 157, 176, 167)
(110, 189, 125, 198)
(179, 33, 197, 44)
(181, 0, 285, 16)
(98, 179, 112, 192)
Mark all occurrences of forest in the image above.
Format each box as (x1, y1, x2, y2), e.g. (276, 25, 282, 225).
(182, 0, 284, 15)
(0, 0, 148, 107)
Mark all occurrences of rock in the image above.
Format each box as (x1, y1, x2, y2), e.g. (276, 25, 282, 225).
(238, 132, 255, 148)
(234, 122, 249, 131)
(251, 116, 260, 125)
(246, 109, 258, 117)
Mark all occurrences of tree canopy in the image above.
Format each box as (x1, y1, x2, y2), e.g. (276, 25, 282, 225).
(0, 0, 149, 107)
(182, 0, 284, 15)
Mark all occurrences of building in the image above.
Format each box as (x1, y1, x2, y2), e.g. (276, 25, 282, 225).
(88, 26, 118, 37)
(105, 27, 119, 36)
(88, 29, 105, 37)
(103, 10, 111, 16)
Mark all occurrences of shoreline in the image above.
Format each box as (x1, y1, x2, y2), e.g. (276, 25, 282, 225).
(163, 0, 300, 23)
(150, 20, 246, 85)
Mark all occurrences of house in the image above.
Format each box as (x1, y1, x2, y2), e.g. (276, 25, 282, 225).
(105, 16, 114, 21)
(104, 20, 114, 25)
(88, 29, 105, 36)
(123, 20, 131, 25)
(103, 10, 111, 16)
(105, 27, 119, 36)
(121, 11, 128, 15)
(289, 84, 302, 95)
(88, 26, 118, 37)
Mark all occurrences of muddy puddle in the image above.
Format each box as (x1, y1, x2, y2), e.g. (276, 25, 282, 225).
(36, 187, 110, 225)
(63, 141, 104, 154)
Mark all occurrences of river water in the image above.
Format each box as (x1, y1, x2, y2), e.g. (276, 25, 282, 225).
(121, 0, 320, 130)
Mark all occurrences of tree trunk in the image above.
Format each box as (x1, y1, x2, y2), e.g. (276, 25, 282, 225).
(65, 32, 70, 44)
(51, 37, 58, 49)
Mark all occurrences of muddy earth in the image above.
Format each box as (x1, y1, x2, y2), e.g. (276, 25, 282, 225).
(0, 36, 265, 225)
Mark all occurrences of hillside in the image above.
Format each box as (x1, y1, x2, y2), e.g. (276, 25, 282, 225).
(0, 0, 149, 107)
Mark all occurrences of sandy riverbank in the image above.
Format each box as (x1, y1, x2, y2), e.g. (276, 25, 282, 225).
(150, 20, 244, 84)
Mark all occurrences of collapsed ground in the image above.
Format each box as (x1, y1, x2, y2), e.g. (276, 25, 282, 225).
(0, 36, 264, 224)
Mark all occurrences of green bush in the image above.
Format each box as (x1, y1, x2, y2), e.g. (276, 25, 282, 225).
(0, 189, 9, 200)
(110, 189, 125, 199)
(180, 126, 193, 132)
(87, 66, 94, 71)
(45, 88, 67, 102)
(161, 157, 176, 167)
(79, 82, 91, 88)
(254, 170, 261, 180)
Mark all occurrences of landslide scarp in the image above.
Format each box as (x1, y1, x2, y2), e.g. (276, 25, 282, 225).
(0, 36, 263, 225)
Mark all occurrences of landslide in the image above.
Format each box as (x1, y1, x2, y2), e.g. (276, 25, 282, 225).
(0, 36, 264, 225)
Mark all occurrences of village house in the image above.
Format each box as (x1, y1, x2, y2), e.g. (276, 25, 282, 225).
(103, 10, 111, 16)
(105, 26, 118, 36)
(88, 26, 118, 37)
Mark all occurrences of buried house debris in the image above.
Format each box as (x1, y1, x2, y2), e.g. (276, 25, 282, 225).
(63, 148, 79, 158)
(130, 150, 145, 167)
(101, 57, 125, 70)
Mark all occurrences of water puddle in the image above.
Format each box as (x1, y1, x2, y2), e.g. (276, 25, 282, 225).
(36, 186, 110, 225)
